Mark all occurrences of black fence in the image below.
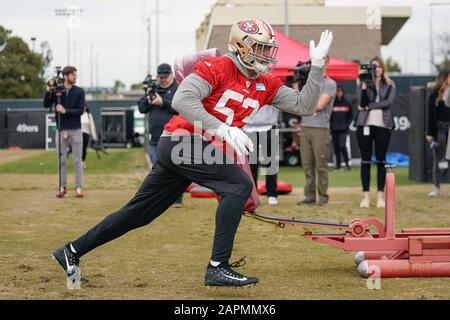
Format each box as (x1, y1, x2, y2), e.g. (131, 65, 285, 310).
(0, 99, 139, 149)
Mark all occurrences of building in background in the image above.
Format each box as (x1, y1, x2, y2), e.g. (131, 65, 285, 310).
(196, 0, 411, 63)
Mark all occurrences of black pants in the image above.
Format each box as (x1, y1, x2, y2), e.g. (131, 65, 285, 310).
(331, 131, 349, 169)
(82, 133, 90, 162)
(249, 129, 278, 197)
(356, 126, 391, 192)
(432, 122, 450, 188)
(71, 135, 253, 263)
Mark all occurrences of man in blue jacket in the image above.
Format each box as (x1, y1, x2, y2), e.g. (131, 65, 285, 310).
(138, 63, 182, 207)
(44, 66, 86, 198)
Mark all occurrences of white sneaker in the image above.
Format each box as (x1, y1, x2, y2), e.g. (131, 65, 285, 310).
(75, 187, 84, 198)
(376, 197, 385, 208)
(268, 197, 278, 206)
(359, 197, 370, 208)
(429, 187, 440, 197)
(82, 162, 86, 169)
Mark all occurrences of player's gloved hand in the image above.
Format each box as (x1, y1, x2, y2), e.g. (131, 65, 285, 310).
(309, 29, 333, 68)
(215, 123, 254, 157)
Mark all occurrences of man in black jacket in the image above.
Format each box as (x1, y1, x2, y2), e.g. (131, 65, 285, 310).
(138, 63, 182, 206)
(330, 85, 353, 170)
(44, 66, 86, 198)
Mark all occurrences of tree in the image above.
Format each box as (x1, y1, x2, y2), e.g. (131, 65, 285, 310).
(130, 82, 143, 91)
(434, 29, 450, 71)
(0, 25, 52, 98)
(385, 57, 402, 73)
(113, 79, 126, 93)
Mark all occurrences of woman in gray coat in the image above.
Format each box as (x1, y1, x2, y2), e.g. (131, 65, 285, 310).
(355, 56, 396, 209)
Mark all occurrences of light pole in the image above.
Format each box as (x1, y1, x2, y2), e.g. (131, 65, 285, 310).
(55, 5, 83, 65)
(146, 16, 152, 74)
(156, 0, 159, 68)
(90, 43, 94, 88)
(429, 4, 434, 73)
(145, 3, 169, 74)
(284, 0, 289, 37)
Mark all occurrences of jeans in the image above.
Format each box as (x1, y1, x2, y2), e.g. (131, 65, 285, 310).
(148, 144, 159, 166)
(56, 129, 83, 189)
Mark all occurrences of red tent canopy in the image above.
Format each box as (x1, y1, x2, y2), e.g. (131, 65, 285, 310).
(272, 30, 359, 81)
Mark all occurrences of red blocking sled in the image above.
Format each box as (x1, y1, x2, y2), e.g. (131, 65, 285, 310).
(246, 166, 450, 278)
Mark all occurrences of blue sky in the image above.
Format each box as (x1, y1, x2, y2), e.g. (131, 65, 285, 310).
(1, 0, 449, 87)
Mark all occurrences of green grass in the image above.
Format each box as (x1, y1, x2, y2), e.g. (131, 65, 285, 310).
(0, 149, 416, 187)
(276, 166, 418, 188)
(0, 149, 148, 175)
(1, 149, 449, 300)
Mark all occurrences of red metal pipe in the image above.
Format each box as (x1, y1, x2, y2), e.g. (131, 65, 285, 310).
(385, 168, 396, 239)
(358, 259, 450, 278)
(354, 251, 399, 265)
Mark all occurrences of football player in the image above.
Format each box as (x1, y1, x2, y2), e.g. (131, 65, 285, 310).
(53, 18, 333, 288)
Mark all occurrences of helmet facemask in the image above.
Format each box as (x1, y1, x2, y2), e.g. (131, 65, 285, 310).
(245, 38, 278, 74)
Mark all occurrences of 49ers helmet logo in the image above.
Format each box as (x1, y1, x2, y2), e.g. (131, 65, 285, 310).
(238, 20, 259, 34)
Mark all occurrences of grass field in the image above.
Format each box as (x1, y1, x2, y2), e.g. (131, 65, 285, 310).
(1, 149, 450, 300)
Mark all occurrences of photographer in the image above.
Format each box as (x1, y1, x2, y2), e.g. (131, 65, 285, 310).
(426, 69, 450, 197)
(43, 66, 86, 198)
(138, 63, 182, 207)
(355, 56, 396, 208)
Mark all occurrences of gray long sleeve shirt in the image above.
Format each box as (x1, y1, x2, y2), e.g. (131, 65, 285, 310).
(162, 52, 323, 137)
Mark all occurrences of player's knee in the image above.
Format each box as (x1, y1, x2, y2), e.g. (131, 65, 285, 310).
(238, 175, 253, 197)
(226, 174, 253, 198)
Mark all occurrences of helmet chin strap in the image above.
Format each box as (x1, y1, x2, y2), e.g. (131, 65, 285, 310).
(253, 60, 270, 74)
(236, 53, 261, 79)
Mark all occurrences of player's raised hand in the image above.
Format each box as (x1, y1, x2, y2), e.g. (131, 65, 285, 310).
(309, 29, 333, 67)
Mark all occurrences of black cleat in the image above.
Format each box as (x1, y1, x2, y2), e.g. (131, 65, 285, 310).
(52, 243, 81, 289)
(318, 196, 329, 206)
(297, 198, 316, 206)
(204, 257, 258, 288)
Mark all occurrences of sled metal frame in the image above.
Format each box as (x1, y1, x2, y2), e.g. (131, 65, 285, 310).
(245, 166, 450, 277)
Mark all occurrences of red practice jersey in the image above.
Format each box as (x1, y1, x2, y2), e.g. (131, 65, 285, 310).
(164, 56, 283, 134)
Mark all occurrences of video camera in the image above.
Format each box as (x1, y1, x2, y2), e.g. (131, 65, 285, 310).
(359, 63, 376, 83)
(143, 74, 158, 102)
(142, 74, 167, 103)
(47, 66, 65, 97)
(288, 61, 311, 88)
